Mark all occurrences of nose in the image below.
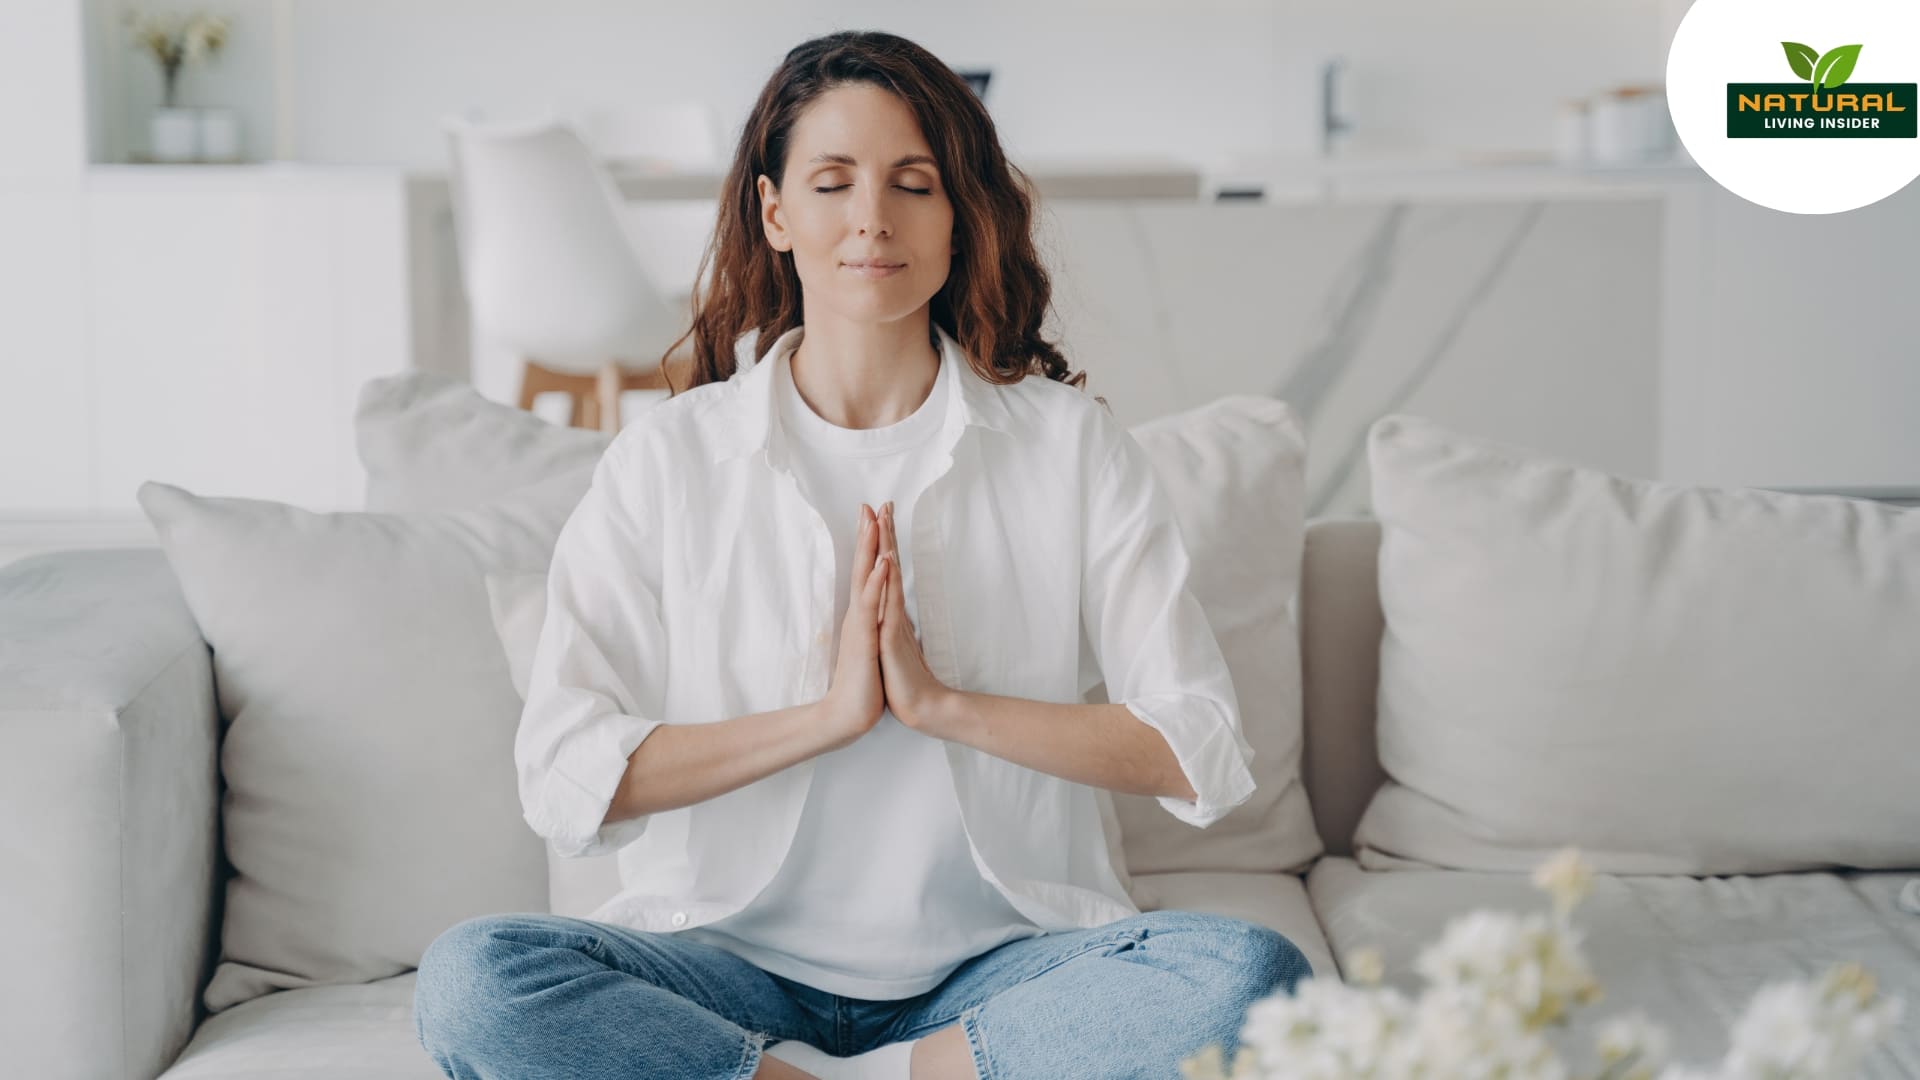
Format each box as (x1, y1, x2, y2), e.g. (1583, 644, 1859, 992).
(853, 183, 892, 239)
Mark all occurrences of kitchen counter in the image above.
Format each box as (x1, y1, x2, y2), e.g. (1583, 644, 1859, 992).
(1209, 151, 1708, 202)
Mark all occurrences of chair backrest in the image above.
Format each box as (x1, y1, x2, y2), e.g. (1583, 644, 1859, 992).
(443, 115, 682, 373)
(569, 102, 722, 170)
(1298, 517, 1389, 856)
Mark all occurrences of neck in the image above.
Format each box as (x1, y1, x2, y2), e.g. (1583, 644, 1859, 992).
(788, 314, 941, 430)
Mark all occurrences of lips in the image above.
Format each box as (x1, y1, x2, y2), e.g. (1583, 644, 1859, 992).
(842, 260, 905, 269)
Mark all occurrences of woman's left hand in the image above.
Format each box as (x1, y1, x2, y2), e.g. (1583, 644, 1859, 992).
(875, 500, 953, 734)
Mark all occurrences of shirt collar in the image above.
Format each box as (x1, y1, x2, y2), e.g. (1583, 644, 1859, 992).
(710, 322, 1014, 464)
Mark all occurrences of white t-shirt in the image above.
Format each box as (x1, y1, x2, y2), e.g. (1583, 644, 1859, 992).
(677, 334, 1044, 999)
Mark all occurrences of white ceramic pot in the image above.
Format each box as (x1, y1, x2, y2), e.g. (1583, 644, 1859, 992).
(1589, 88, 1671, 165)
(150, 107, 200, 162)
(198, 107, 243, 162)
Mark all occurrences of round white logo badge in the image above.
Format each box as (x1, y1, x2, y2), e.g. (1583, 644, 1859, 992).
(1667, 0, 1920, 214)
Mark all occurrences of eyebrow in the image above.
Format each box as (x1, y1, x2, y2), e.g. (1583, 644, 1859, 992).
(807, 152, 938, 169)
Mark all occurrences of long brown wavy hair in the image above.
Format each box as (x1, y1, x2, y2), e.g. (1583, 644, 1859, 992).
(661, 30, 1099, 406)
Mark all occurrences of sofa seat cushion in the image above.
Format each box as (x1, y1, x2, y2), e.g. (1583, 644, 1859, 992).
(158, 973, 438, 1079)
(1305, 856, 1920, 1077)
(1127, 870, 1336, 981)
(154, 874, 1332, 1079)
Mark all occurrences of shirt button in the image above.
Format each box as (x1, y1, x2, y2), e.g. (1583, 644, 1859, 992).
(670, 911, 688, 928)
(815, 629, 831, 646)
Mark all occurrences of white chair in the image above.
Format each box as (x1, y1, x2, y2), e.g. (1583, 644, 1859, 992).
(569, 101, 722, 171)
(443, 114, 689, 432)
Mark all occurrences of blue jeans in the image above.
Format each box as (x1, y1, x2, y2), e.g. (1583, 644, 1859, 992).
(412, 907, 1312, 1079)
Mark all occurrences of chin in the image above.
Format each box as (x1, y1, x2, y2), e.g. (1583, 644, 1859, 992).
(828, 292, 937, 324)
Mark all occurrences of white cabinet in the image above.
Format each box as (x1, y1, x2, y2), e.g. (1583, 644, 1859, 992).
(0, 184, 90, 511)
(0, 166, 412, 519)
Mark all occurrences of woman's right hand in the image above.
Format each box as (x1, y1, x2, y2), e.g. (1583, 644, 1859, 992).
(816, 502, 891, 750)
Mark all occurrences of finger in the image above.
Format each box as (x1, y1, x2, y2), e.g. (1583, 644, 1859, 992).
(854, 504, 878, 581)
(887, 522, 907, 622)
(863, 550, 890, 613)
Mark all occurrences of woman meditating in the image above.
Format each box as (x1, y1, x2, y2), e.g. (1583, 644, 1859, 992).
(413, 28, 1309, 1080)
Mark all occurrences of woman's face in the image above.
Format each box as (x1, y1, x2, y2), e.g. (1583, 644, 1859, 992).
(757, 82, 956, 326)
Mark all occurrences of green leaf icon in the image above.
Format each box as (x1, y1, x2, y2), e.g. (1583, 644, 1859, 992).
(1782, 41, 1819, 80)
(1814, 44, 1863, 89)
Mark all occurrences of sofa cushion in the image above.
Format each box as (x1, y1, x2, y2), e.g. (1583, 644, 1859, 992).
(1109, 396, 1319, 877)
(149, 893, 1325, 1080)
(158, 972, 438, 1079)
(1125, 870, 1335, 981)
(136, 481, 576, 1014)
(356, 372, 605, 513)
(359, 372, 1323, 881)
(1355, 413, 1920, 875)
(1306, 856, 1920, 1078)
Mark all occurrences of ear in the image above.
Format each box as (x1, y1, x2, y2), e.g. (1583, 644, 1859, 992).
(757, 174, 791, 253)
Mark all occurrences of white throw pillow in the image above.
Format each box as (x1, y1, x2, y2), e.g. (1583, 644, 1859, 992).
(135, 480, 577, 1014)
(362, 372, 1322, 892)
(1354, 414, 1920, 875)
(484, 571, 626, 918)
(356, 371, 606, 512)
(1102, 396, 1319, 878)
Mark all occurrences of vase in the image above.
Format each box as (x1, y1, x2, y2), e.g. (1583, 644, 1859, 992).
(198, 108, 243, 163)
(150, 107, 200, 163)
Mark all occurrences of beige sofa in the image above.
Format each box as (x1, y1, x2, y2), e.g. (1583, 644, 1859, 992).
(7, 518, 1916, 1078)
(5, 393, 1915, 1079)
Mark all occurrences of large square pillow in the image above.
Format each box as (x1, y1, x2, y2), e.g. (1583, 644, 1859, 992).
(1354, 414, 1920, 875)
(357, 372, 1324, 899)
(135, 479, 578, 1012)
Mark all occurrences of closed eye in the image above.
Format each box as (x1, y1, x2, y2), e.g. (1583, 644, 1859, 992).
(813, 184, 934, 195)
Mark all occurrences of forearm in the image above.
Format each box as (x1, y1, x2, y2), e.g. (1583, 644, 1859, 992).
(919, 690, 1197, 802)
(604, 701, 840, 824)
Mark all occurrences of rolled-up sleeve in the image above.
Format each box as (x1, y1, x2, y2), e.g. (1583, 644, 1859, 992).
(1080, 421, 1256, 829)
(515, 444, 669, 858)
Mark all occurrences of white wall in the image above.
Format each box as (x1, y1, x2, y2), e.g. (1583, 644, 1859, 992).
(0, 1, 88, 177)
(1661, 180, 1920, 491)
(86, 0, 1666, 170)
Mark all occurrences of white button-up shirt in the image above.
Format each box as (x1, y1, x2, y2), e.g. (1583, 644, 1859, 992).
(515, 323, 1257, 936)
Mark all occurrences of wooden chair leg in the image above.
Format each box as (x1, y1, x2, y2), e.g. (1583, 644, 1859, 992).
(597, 361, 623, 434)
(569, 389, 589, 428)
(517, 358, 542, 411)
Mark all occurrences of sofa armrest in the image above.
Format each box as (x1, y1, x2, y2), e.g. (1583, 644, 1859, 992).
(0, 548, 220, 1080)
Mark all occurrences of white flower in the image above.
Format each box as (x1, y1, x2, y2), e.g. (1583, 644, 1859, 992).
(1376, 986, 1566, 1080)
(1532, 846, 1596, 917)
(1595, 1010, 1672, 1079)
(1655, 1066, 1724, 1080)
(1345, 946, 1385, 986)
(1413, 909, 1600, 1029)
(1718, 965, 1906, 1080)
(1183, 852, 1902, 1080)
(1233, 978, 1414, 1079)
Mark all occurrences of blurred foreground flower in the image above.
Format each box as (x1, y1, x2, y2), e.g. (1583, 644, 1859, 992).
(1181, 847, 1905, 1080)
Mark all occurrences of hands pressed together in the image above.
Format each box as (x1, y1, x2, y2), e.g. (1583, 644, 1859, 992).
(819, 500, 953, 748)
